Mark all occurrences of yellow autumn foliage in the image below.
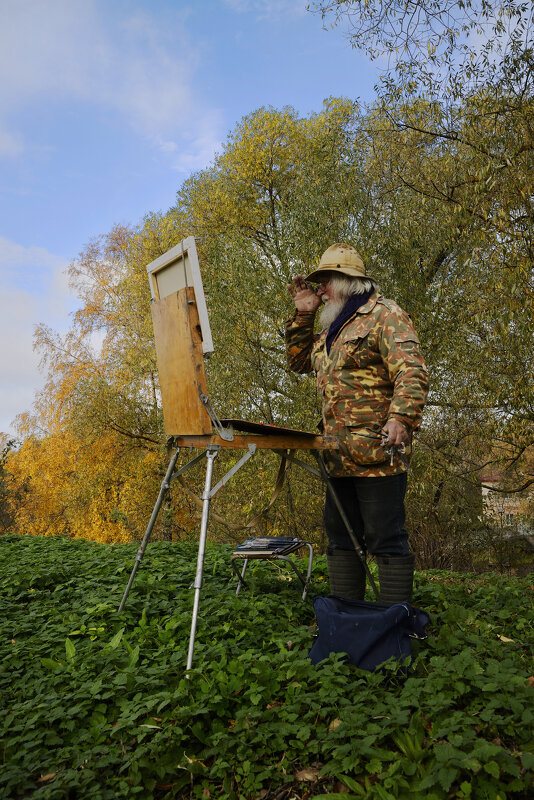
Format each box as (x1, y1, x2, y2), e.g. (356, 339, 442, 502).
(7, 428, 197, 543)
(5, 223, 198, 544)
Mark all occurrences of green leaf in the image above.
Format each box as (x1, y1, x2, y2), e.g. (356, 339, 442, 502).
(313, 795, 355, 800)
(40, 657, 61, 672)
(128, 645, 140, 669)
(521, 752, 534, 770)
(337, 774, 365, 793)
(483, 761, 500, 779)
(107, 627, 125, 649)
(65, 638, 76, 662)
(437, 767, 458, 792)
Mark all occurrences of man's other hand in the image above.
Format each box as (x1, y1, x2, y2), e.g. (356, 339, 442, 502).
(288, 274, 321, 313)
(382, 419, 409, 447)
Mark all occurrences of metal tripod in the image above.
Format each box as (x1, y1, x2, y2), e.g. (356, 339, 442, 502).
(118, 443, 257, 672)
(117, 444, 378, 674)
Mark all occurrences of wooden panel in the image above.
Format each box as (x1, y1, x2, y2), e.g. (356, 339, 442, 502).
(151, 288, 212, 435)
(173, 433, 339, 450)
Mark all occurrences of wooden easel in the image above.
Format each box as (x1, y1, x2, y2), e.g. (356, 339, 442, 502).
(118, 240, 374, 672)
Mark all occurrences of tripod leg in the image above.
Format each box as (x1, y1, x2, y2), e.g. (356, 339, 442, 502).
(118, 448, 180, 612)
(186, 446, 218, 674)
(238, 559, 248, 594)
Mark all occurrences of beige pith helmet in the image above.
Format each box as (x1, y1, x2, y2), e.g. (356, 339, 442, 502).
(305, 242, 372, 283)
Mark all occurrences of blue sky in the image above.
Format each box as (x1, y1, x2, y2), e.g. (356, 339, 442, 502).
(0, 0, 377, 437)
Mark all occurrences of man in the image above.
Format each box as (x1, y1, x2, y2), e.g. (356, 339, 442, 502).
(286, 243, 429, 603)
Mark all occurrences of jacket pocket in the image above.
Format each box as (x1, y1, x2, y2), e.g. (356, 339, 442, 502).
(394, 331, 420, 345)
(337, 319, 375, 369)
(340, 425, 388, 466)
(338, 335, 370, 369)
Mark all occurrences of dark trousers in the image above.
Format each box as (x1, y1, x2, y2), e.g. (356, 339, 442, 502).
(324, 472, 410, 557)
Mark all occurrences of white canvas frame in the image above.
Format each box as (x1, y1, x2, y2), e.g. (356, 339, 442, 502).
(146, 236, 214, 354)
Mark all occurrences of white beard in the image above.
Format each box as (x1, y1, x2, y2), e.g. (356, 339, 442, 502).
(318, 297, 346, 330)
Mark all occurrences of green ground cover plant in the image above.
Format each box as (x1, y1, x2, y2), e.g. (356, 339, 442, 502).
(0, 534, 533, 799)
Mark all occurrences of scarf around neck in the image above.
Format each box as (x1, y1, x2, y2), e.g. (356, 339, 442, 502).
(325, 290, 373, 354)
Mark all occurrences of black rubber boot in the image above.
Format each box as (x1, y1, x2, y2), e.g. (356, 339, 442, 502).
(377, 554, 415, 604)
(326, 547, 366, 601)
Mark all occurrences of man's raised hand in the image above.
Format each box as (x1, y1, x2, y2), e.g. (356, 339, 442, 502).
(288, 274, 321, 313)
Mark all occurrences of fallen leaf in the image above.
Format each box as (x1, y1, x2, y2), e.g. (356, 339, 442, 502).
(183, 752, 206, 767)
(328, 718, 342, 732)
(498, 635, 515, 643)
(527, 676, 534, 687)
(295, 767, 320, 782)
(37, 774, 57, 783)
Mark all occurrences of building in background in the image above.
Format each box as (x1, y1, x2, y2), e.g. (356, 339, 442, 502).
(480, 471, 534, 539)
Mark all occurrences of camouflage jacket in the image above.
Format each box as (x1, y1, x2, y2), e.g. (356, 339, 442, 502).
(285, 292, 429, 477)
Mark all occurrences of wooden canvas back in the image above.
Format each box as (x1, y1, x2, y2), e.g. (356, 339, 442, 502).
(151, 287, 212, 435)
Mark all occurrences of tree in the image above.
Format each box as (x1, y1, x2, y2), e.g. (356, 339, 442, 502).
(0, 435, 18, 533)
(6, 95, 532, 567)
(6, 223, 198, 542)
(169, 102, 371, 539)
(309, 0, 534, 532)
(172, 101, 370, 426)
(309, 0, 533, 100)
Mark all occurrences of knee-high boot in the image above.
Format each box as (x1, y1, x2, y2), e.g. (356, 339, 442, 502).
(326, 547, 366, 601)
(376, 554, 415, 604)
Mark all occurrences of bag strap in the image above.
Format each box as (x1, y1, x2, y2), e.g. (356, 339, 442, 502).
(409, 606, 431, 639)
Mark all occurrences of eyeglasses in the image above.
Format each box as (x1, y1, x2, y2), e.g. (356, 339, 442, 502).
(316, 279, 332, 290)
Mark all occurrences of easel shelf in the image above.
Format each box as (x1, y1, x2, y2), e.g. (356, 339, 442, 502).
(173, 432, 337, 450)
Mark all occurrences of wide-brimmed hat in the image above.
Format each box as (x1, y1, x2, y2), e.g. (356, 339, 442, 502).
(306, 242, 373, 282)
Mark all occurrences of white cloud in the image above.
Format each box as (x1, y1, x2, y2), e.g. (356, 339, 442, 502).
(0, 237, 73, 436)
(0, 0, 222, 168)
(0, 235, 69, 302)
(0, 236, 65, 270)
(160, 113, 224, 173)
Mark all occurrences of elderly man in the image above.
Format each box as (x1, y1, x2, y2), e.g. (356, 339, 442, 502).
(286, 243, 428, 604)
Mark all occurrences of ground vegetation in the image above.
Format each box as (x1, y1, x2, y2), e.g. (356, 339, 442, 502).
(1, 534, 533, 799)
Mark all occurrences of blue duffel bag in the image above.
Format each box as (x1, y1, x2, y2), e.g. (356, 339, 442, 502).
(309, 595, 430, 671)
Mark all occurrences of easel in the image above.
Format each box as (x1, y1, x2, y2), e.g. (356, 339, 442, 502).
(117, 238, 378, 672)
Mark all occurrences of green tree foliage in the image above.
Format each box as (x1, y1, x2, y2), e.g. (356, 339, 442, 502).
(309, 0, 532, 100)
(357, 97, 534, 554)
(171, 100, 532, 561)
(308, 0, 534, 548)
(0, 435, 17, 532)
(5, 87, 532, 562)
(173, 101, 366, 427)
